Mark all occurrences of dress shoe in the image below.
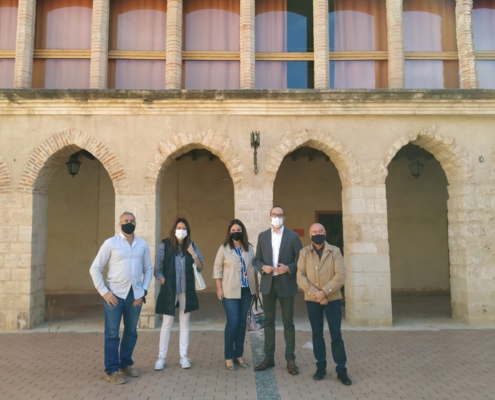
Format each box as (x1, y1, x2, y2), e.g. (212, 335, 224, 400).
(225, 360, 236, 371)
(286, 360, 299, 375)
(313, 368, 326, 380)
(254, 358, 275, 371)
(234, 358, 249, 368)
(337, 372, 352, 386)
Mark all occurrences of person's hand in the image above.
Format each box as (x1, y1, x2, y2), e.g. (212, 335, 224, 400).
(319, 298, 328, 306)
(103, 291, 118, 306)
(262, 265, 274, 274)
(133, 297, 143, 306)
(159, 277, 165, 285)
(312, 290, 326, 302)
(187, 244, 196, 257)
(216, 288, 224, 301)
(276, 263, 289, 274)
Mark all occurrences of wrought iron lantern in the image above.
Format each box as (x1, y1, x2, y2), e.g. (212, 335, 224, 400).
(408, 160, 424, 179)
(66, 154, 82, 177)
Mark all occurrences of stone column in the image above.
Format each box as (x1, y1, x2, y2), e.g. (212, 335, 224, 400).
(448, 183, 494, 325)
(386, 0, 404, 88)
(90, 0, 110, 89)
(13, 0, 36, 89)
(166, 0, 183, 89)
(115, 194, 158, 328)
(342, 184, 393, 327)
(313, 0, 329, 89)
(240, 0, 255, 89)
(456, 0, 478, 89)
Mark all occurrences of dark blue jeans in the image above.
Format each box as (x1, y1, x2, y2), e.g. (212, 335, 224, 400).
(222, 288, 253, 359)
(306, 299, 347, 374)
(103, 288, 142, 374)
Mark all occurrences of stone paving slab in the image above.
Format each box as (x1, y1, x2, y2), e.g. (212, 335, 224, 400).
(1, 330, 494, 400)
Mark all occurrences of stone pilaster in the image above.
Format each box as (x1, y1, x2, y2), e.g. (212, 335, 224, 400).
(386, 0, 404, 88)
(115, 194, 158, 328)
(313, 0, 329, 89)
(456, 0, 478, 89)
(13, 0, 36, 89)
(240, 0, 255, 89)
(342, 184, 393, 327)
(166, 0, 183, 89)
(90, 0, 110, 89)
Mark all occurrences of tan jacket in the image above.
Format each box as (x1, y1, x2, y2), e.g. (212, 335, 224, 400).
(213, 244, 257, 299)
(297, 242, 345, 302)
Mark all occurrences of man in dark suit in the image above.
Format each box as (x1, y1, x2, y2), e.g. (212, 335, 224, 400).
(253, 206, 303, 375)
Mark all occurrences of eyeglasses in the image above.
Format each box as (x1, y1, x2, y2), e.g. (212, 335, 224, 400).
(270, 213, 284, 218)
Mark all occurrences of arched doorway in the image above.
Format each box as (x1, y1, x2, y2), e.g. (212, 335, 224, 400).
(386, 143, 451, 323)
(273, 146, 344, 323)
(45, 152, 115, 328)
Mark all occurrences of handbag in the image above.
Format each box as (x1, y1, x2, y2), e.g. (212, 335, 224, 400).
(247, 296, 265, 331)
(192, 263, 206, 290)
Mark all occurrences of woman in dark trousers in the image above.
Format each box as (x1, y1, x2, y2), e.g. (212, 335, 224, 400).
(154, 218, 203, 371)
(213, 219, 258, 371)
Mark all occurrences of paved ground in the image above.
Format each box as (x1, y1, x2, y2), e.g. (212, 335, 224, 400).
(2, 329, 494, 400)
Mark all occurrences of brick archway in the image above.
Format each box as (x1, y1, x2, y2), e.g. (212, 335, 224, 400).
(379, 125, 473, 185)
(0, 155, 13, 194)
(144, 129, 245, 194)
(265, 129, 361, 187)
(17, 128, 131, 195)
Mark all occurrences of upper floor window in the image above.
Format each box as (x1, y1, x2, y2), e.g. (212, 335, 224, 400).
(255, 0, 314, 89)
(0, 0, 18, 88)
(403, 0, 458, 88)
(108, 0, 167, 89)
(183, 0, 240, 89)
(473, 0, 495, 89)
(328, 0, 387, 88)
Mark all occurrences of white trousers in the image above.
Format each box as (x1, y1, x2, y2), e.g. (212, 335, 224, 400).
(158, 292, 190, 359)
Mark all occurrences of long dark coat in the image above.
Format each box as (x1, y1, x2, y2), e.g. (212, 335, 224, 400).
(155, 238, 199, 316)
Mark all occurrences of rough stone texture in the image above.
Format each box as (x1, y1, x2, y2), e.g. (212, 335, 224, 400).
(313, 0, 329, 89)
(386, 0, 404, 88)
(0, 156, 13, 194)
(240, 0, 255, 89)
(13, 0, 36, 89)
(165, 0, 183, 89)
(456, 0, 479, 89)
(89, 0, 110, 89)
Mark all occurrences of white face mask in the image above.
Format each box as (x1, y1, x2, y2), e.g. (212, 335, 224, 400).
(175, 229, 188, 240)
(271, 217, 284, 229)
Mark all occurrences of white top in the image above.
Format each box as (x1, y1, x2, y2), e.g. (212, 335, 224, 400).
(89, 232, 153, 300)
(271, 226, 284, 276)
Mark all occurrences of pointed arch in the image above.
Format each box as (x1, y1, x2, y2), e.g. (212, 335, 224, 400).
(379, 125, 473, 185)
(17, 128, 131, 195)
(144, 129, 246, 194)
(0, 155, 13, 194)
(265, 128, 362, 187)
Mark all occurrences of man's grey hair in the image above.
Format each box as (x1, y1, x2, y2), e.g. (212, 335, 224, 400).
(120, 211, 136, 220)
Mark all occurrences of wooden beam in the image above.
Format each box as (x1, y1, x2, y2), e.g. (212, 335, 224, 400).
(308, 149, 319, 161)
(208, 151, 214, 161)
(190, 150, 197, 161)
(291, 148, 301, 161)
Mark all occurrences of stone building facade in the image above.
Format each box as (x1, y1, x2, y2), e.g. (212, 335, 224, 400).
(0, 0, 494, 330)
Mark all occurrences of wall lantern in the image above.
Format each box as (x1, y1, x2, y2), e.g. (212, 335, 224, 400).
(251, 131, 260, 175)
(66, 154, 82, 177)
(408, 160, 424, 179)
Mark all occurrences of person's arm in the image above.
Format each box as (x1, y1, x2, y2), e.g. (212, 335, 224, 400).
(253, 236, 264, 272)
(296, 250, 319, 296)
(213, 246, 225, 300)
(89, 240, 112, 297)
(154, 243, 165, 285)
(287, 233, 303, 275)
(142, 242, 153, 293)
(191, 242, 204, 271)
(321, 248, 345, 295)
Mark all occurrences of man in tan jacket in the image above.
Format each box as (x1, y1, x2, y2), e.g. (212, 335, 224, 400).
(297, 223, 351, 385)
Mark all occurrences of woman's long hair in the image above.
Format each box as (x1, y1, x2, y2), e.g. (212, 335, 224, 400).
(169, 217, 191, 255)
(223, 219, 249, 251)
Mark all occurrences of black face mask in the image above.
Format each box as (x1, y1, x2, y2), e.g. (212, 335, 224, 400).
(230, 232, 243, 241)
(311, 234, 326, 245)
(122, 223, 136, 235)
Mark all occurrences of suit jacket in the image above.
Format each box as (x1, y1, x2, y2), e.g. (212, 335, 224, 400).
(254, 227, 303, 297)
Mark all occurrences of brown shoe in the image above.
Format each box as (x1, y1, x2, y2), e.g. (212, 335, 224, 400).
(287, 360, 299, 375)
(254, 358, 275, 371)
(105, 372, 126, 385)
(119, 366, 139, 377)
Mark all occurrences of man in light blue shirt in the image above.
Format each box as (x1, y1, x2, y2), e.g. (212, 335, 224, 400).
(90, 211, 153, 384)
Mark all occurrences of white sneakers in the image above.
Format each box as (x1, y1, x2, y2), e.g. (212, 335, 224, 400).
(155, 357, 191, 370)
(180, 357, 191, 369)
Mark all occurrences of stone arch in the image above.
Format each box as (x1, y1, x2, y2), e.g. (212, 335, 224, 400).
(17, 128, 131, 195)
(491, 146, 495, 181)
(379, 125, 473, 185)
(0, 155, 13, 194)
(144, 129, 245, 194)
(265, 129, 361, 187)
